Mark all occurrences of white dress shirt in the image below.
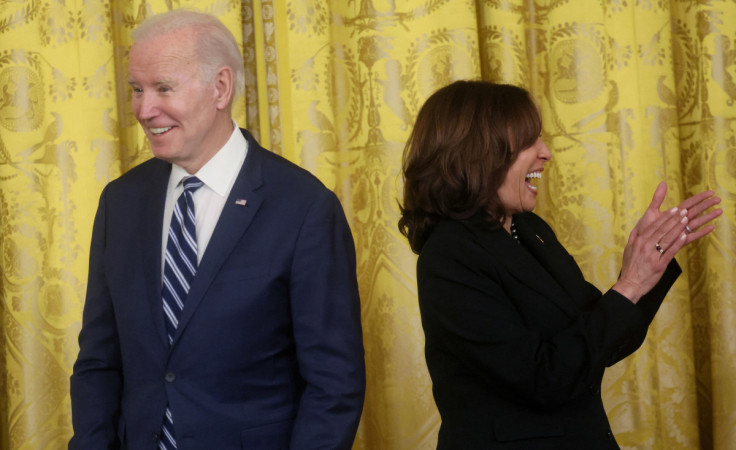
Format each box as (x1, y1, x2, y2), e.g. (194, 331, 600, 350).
(161, 123, 248, 275)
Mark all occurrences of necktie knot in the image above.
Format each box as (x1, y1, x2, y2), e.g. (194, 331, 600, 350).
(182, 176, 203, 194)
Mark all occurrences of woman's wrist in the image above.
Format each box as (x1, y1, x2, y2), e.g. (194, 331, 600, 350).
(612, 280, 643, 304)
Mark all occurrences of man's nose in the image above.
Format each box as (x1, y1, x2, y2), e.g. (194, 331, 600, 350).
(134, 92, 159, 120)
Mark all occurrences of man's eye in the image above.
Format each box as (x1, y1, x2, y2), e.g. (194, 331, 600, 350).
(158, 86, 171, 93)
(132, 87, 143, 93)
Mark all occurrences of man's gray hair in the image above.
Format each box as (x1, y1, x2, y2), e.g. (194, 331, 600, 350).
(132, 9, 245, 103)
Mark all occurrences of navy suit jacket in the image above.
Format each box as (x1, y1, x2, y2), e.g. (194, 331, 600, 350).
(70, 129, 365, 449)
(417, 212, 680, 449)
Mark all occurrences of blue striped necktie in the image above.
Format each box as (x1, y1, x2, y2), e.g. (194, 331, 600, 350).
(160, 175, 203, 450)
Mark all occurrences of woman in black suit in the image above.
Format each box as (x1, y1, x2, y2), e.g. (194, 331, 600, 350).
(399, 81, 722, 449)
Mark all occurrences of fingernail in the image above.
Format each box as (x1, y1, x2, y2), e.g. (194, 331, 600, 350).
(679, 208, 688, 216)
(681, 216, 688, 224)
(669, 207, 678, 214)
(681, 233, 687, 240)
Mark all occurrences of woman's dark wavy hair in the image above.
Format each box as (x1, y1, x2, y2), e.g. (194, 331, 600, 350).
(398, 80, 542, 254)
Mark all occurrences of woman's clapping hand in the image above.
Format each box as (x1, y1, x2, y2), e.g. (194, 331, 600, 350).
(613, 182, 722, 303)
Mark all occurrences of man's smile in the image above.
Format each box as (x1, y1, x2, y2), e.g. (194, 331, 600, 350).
(150, 126, 173, 135)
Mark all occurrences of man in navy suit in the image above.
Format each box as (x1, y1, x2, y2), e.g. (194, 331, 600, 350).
(70, 10, 365, 449)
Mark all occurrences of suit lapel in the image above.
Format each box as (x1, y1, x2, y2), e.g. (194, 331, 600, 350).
(172, 131, 265, 346)
(140, 160, 172, 348)
(470, 217, 580, 317)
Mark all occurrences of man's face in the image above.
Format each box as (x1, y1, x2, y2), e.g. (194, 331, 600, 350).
(128, 29, 222, 173)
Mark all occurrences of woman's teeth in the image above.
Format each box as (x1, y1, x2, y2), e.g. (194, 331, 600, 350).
(526, 172, 541, 191)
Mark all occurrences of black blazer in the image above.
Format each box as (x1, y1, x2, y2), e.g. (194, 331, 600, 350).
(417, 212, 680, 449)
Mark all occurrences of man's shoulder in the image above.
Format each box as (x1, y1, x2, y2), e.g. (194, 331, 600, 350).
(112, 157, 168, 183)
(101, 158, 168, 200)
(247, 141, 330, 196)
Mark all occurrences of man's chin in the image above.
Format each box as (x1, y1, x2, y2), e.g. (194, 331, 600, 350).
(151, 147, 176, 162)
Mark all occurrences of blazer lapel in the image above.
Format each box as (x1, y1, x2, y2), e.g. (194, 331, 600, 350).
(171, 131, 265, 345)
(140, 160, 172, 348)
(469, 217, 580, 317)
(513, 213, 600, 311)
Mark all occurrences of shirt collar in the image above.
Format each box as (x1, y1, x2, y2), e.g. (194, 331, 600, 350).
(170, 122, 247, 196)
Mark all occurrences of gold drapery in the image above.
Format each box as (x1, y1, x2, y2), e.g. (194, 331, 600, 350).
(1, 0, 734, 448)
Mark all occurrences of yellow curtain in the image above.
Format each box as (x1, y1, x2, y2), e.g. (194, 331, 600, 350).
(1, 0, 734, 449)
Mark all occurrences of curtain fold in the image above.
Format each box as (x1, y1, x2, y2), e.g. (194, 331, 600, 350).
(1, 0, 734, 448)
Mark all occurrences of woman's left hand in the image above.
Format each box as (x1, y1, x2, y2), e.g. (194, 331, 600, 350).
(613, 182, 722, 303)
(634, 181, 722, 246)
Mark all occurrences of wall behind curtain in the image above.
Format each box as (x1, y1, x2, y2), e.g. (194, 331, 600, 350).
(0, 0, 733, 449)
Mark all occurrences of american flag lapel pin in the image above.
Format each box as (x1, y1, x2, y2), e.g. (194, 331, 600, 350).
(235, 199, 247, 206)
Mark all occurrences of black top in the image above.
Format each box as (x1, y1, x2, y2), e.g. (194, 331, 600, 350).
(417, 212, 681, 449)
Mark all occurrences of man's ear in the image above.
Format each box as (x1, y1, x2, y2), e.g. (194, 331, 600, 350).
(213, 66, 234, 110)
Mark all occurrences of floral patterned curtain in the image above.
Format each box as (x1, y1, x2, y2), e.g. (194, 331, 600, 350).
(1, 0, 734, 448)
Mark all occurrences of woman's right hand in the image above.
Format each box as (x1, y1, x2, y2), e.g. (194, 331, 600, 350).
(613, 182, 722, 303)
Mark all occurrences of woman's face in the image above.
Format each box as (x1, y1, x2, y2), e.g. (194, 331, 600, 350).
(497, 137, 552, 219)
